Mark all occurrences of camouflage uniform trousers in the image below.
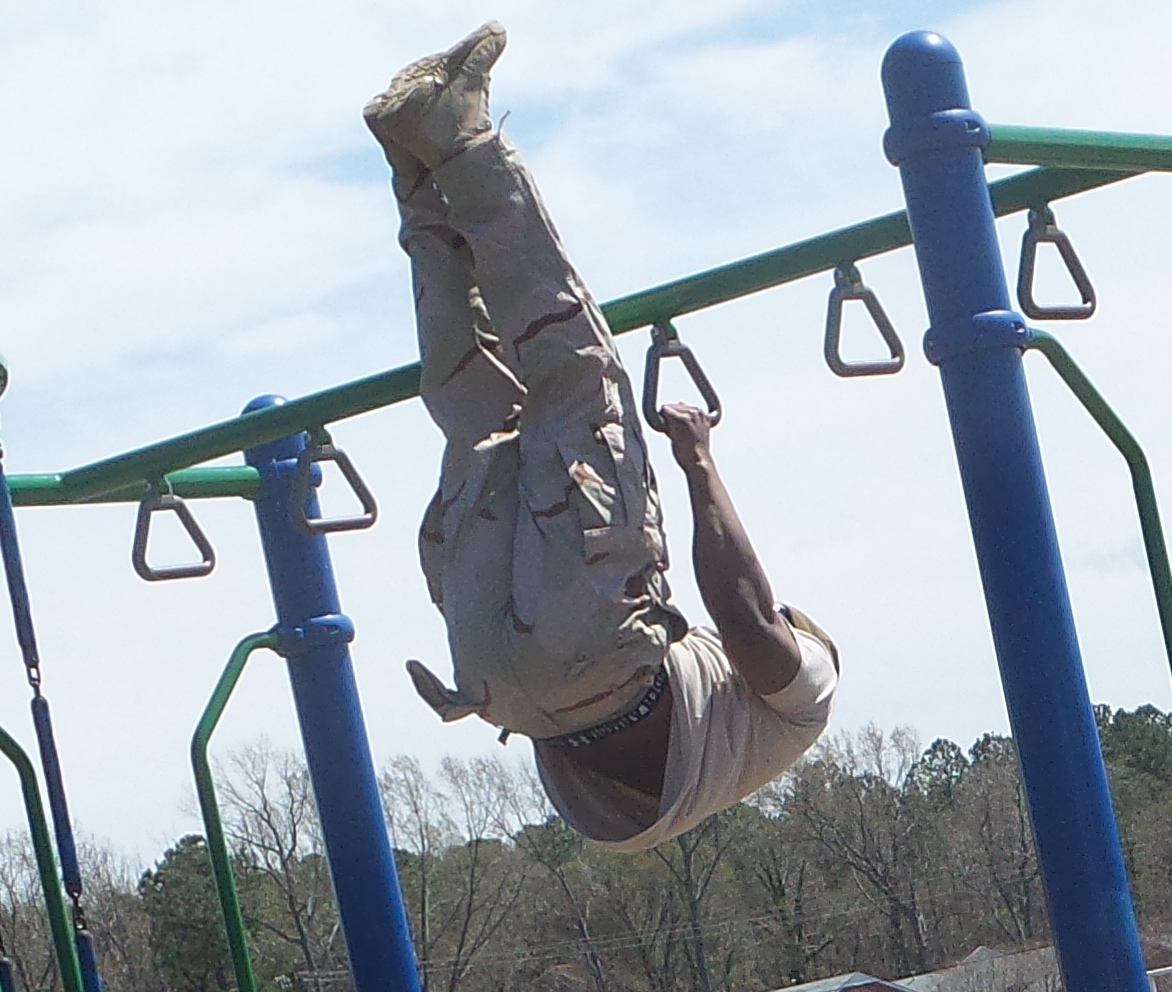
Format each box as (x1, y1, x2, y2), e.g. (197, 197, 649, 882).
(400, 134, 684, 740)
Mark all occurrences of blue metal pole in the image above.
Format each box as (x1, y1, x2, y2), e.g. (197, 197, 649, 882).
(243, 395, 420, 992)
(882, 32, 1147, 992)
(0, 449, 106, 992)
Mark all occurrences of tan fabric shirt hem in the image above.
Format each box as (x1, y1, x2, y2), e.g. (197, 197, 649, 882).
(534, 619, 839, 852)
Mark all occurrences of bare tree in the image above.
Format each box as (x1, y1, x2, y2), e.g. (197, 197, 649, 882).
(651, 812, 742, 992)
(430, 756, 529, 992)
(945, 735, 1043, 946)
(0, 830, 59, 992)
(78, 838, 161, 992)
(599, 853, 685, 992)
(790, 725, 934, 977)
(500, 765, 610, 992)
(732, 788, 833, 986)
(380, 755, 458, 991)
(379, 755, 532, 992)
(218, 741, 342, 992)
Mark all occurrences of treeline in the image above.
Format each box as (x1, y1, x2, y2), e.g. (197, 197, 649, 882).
(2, 704, 1172, 992)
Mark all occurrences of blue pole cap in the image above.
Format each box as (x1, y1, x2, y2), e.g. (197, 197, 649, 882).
(882, 31, 970, 121)
(881, 31, 987, 166)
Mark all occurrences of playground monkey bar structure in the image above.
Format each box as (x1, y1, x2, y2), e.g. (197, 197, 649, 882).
(3, 28, 1172, 992)
(4, 143, 1165, 509)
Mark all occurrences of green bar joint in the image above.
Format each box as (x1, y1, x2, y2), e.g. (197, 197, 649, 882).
(988, 124, 1172, 172)
(5, 165, 1140, 509)
(191, 631, 280, 992)
(0, 726, 84, 992)
(1027, 330, 1172, 680)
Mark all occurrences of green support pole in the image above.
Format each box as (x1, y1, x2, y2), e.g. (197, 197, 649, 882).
(190, 631, 280, 992)
(0, 726, 84, 992)
(1028, 330, 1172, 675)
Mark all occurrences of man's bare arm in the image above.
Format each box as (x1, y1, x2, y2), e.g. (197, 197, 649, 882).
(660, 403, 802, 696)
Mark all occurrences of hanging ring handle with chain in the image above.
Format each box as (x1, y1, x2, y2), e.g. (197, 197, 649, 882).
(824, 262, 906, 378)
(132, 482, 216, 581)
(641, 320, 722, 433)
(1017, 205, 1096, 321)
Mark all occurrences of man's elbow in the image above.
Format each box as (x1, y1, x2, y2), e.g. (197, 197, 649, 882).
(722, 622, 803, 697)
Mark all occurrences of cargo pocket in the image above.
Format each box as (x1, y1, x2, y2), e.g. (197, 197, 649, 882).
(558, 421, 629, 532)
(581, 524, 654, 584)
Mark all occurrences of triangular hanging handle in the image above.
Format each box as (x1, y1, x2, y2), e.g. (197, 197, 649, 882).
(641, 320, 722, 433)
(132, 484, 216, 581)
(291, 429, 379, 536)
(824, 263, 906, 378)
(1017, 205, 1096, 321)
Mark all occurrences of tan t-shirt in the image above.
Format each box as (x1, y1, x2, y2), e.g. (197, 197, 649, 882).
(534, 623, 838, 852)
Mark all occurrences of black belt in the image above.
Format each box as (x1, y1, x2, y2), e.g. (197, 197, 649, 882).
(540, 666, 670, 749)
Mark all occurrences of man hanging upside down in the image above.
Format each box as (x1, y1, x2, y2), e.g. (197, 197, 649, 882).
(364, 22, 838, 852)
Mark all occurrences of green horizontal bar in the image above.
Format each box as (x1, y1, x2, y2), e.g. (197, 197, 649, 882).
(602, 164, 1133, 330)
(6, 164, 1140, 508)
(46, 364, 421, 505)
(988, 125, 1172, 172)
(9, 466, 261, 506)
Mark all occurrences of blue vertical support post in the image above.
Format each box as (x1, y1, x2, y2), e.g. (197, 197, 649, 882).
(881, 32, 1147, 992)
(244, 395, 421, 992)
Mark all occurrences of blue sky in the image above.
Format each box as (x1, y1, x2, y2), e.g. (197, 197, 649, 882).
(2, 0, 1172, 858)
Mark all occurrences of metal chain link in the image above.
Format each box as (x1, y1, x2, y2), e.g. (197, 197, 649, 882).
(69, 893, 89, 932)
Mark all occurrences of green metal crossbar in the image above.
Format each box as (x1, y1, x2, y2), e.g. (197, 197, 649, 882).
(987, 125, 1172, 173)
(1027, 331, 1172, 677)
(4, 161, 1141, 509)
(0, 726, 84, 992)
(9, 467, 263, 507)
(190, 630, 280, 992)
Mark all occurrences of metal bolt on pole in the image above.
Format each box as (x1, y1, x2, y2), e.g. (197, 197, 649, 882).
(881, 32, 1147, 992)
(244, 395, 420, 992)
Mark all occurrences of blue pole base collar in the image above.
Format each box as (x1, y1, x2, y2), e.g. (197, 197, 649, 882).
(883, 108, 990, 165)
(271, 614, 356, 657)
(924, 309, 1032, 366)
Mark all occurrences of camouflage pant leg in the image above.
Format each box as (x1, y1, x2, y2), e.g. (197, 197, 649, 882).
(405, 136, 680, 738)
